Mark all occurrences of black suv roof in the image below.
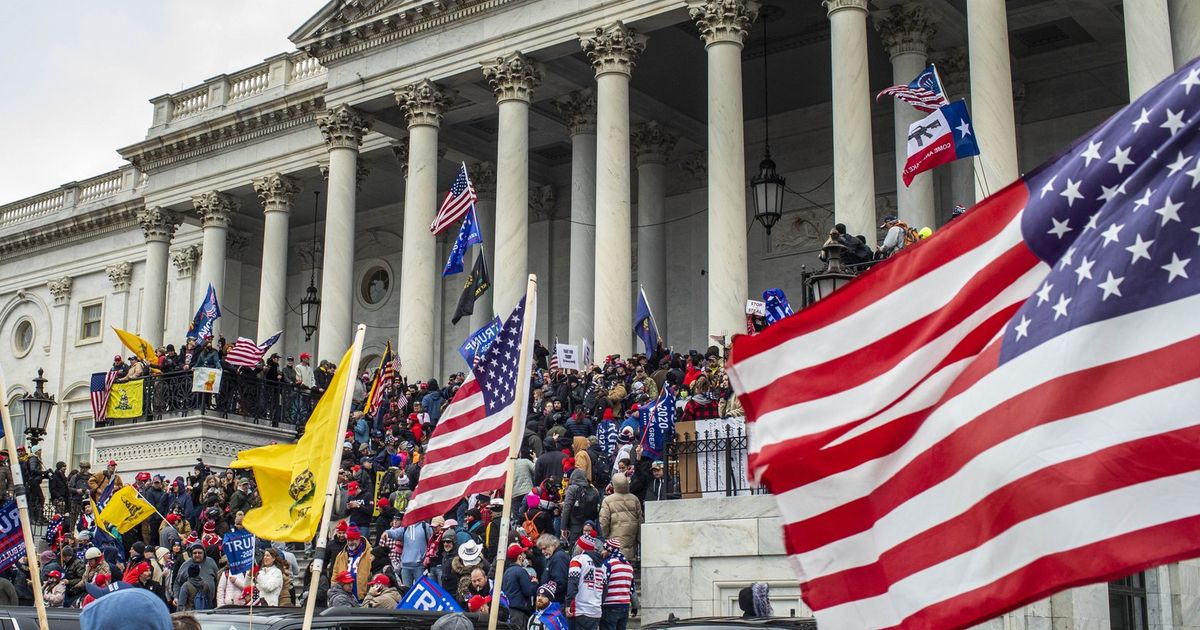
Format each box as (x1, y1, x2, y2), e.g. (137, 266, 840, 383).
(642, 616, 818, 630)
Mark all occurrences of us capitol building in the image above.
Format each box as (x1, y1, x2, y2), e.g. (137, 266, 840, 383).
(0, 0, 1197, 627)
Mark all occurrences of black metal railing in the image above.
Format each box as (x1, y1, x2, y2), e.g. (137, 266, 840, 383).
(665, 423, 768, 497)
(103, 370, 314, 429)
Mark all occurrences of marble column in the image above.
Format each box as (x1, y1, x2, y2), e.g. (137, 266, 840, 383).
(1169, 0, 1200, 69)
(823, 0, 876, 243)
(191, 191, 238, 318)
(581, 22, 644, 359)
(689, 1, 756, 341)
(252, 173, 302, 344)
(394, 79, 451, 379)
(967, 0, 1018, 198)
(632, 121, 675, 343)
(468, 162, 498, 332)
(135, 207, 181, 345)
(555, 90, 597, 346)
(1124, 0, 1174, 99)
(315, 105, 369, 361)
(875, 2, 937, 230)
(482, 52, 541, 317)
(937, 47, 975, 214)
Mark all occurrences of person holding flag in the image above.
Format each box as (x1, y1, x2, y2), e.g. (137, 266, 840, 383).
(633, 287, 660, 356)
(188, 283, 222, 341)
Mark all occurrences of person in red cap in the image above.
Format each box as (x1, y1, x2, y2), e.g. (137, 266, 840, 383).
(331, 523, 374, 601)
(295, 352, 316, 390)
(502, 542, 538, 628)
(362, 574, 403, 609)
(42, 569, 67, 607)
(87, 459, 123, 503)
(326, 570, 360, 608)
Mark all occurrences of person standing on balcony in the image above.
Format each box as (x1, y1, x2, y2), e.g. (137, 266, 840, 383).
(282, 356, 298, 386)
(49, 460, 69, 514)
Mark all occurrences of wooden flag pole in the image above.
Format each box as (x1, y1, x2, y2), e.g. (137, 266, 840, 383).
(302, 324, 367, 630)
(488, 274, 539, 630)
(0, 365, 49, 630)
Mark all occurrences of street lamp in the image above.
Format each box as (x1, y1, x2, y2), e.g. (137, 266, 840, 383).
(749, 6, 786, 235)
(808, 242, 856, 302)
(20, 368, 56, 447)
(301, 190, 322, 342)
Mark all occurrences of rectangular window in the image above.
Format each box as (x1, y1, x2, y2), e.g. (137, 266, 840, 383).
(79, 300, 103, 342)
(1109, 572, 1149, 630)
(71, 416, 93, 470)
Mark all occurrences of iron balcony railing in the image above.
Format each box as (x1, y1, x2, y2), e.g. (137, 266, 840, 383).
(665, 423, 768, 497)
(102, 370, 314, 429)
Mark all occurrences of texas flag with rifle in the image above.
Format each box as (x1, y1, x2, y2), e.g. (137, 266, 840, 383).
(902, 100, 980, 186)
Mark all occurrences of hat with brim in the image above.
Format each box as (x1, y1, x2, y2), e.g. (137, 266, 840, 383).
(458, 540, 483, 564)
(86, 580, 134, 599)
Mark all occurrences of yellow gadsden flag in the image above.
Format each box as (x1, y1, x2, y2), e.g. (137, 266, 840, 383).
(98, 486, 155, 533)
(230, 344, 355, 542)
(106, 380, 144, 419)
(112, 327, 159, 366)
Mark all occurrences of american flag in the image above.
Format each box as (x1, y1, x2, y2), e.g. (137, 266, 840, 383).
(549, 337, 560, 371)
(89, 371, 118, 423)
(726, 59, 1200, 630)
(364, 343, 395, 417)
(225, 331, 282, 368)
(403, 295, 532, 525)
(430, 163, 478, 236)
(877, 63, 949, 113)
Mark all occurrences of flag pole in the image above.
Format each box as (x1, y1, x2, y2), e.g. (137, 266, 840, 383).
(639, 285, 663, 349)
(488, 274, 539, 630)
(302, 324, 367, 630)
(0, 365, 49, 630)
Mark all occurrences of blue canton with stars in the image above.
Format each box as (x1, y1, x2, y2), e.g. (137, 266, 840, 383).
(470, 296, 527, 415)
(1002, 59, 1200, 363)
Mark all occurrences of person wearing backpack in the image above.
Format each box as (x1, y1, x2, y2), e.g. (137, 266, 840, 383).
(171, 544, 216, 611)
(878, 215, 919, 258)
(560, 469, 599, 544)
(599, 473, 643, 563)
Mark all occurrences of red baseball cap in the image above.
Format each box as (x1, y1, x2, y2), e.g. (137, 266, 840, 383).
(334, 571, 354, 584)
(370, 574, 391, 587)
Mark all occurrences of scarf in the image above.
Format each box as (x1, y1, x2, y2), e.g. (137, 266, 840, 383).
(346, 542, 366, 599)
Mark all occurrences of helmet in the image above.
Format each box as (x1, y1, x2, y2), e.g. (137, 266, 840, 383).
(135, 471, 151, 482)
(84, 547, 103, 560)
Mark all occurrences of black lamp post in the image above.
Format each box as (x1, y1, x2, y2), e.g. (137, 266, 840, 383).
(750, 6, 786, 234)
(808, 242, 857, 302)
(301, 190, 322, 342)
(20, 368, 56, 447)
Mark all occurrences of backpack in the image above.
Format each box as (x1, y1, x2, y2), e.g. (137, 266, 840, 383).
(523, 509, 542, 539)
(192, 585, 210, 611)
(900, 222, 921, 247)
(573, 486, 600, 522)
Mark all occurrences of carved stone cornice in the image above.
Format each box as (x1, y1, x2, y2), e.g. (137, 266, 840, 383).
(253, 173, 303, 213)
(688, 0, 759, 47)
(0, 204, 139, 261)
(555, 90, 597, 136)
(316, 104, 371, 149)
(136, 206, 182, 243)
(394, 79, 453, 128)
(873, 2, 937, 58)
(631, 121, 678, 165)
(481, 52, 541, 104)
(580, 22, 647, 78)
(824, 0, 869, 16)
(192, 191, 240, 229)
(119, 92, 324, 172)
(470, 161, 497, 200)
(47, 276, 72, 306)
(106, 262, 132, 293)
(226, 231, 250, 260)
(171, 245, 202, 279)
(679, 150, 707, 184)
(529, 184, 556, 221)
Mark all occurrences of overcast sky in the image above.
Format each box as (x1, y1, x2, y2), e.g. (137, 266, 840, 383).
(0, 0, 328, 203)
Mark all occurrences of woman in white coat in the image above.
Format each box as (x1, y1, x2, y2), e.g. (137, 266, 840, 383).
(255, 548, 286, 606)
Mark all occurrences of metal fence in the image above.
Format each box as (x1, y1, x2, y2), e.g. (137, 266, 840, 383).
(665, 423, 768, 497)
(101, 370, 314, 429)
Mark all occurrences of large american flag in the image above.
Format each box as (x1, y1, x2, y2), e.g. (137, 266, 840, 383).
(430, 163, 478, 236)
(403, 295, 532, 525)
(877, 63, 949, 113)
(727, 59, 1200, 630)
(225, 331, 282, 368)
(89, 371, 118, 423)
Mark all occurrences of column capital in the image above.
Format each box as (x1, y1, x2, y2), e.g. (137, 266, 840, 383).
(470, 161, 497, 200)
(872, 2, 937, 58)
(227, 230, 250, 259)
(47, 276, 72, 307)
(580, 22, 647, 77)
(394, 79, 453, 128)
(931, 46, 969, 97)
(135, 206, 182, 243)
(316, 104, 371, 149)
(530, 184, 557, 221)
(824, 0, 869, 17)
(252, 173, 303, 213)
(632, 121, 678, 165)
(390, 139, 409, 178)
(171, 245, 201, 279)
(192, 191, 240, 228)
(106, 262, 132, 293)
(687, 0, 759, 47)
(481, 52, 542, 104)
(555, 89, 597, 136)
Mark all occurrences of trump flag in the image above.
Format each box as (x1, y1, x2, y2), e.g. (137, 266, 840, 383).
(902, 100, 979, 186)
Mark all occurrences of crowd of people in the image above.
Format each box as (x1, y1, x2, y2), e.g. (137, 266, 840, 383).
(0, 336, 745, 630)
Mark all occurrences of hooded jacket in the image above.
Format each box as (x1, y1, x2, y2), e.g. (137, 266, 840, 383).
(599, 473, 643, 560)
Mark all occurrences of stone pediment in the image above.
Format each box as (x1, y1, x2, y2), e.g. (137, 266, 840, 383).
(290, 0, 521, 64)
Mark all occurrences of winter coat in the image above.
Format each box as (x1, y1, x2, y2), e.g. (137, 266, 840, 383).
(502, 562, 537, 613)
(43, 580, 66, 607)
(599, 473, 643, 557)
(561, 470, 600, 541)
(513, 458, 535, 500)
(217, 569, 250, 607)
(363, 585, 403, 608)
(255, 564, 284, 606)
(330, 541, 375, 599)
(326, 585, 360, 608)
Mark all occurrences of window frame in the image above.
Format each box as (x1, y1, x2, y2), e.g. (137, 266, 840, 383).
(77, 298, 105, 345)
(356, 260, 393, 311)
(11, 317, 34, 358)
(1109, 571, 1150, 630)
(71, 413, 94, 470)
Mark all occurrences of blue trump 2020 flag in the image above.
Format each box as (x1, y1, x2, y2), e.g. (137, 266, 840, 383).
(640, 383, 676, 460)
(633, 286, 659, 354)
(443, 205, 483, 276)
(0, 500, 25, 573)
(223, 530, 256, 575)
(188, 283, 222, 340)
(762, 288, 794, 326)
(398, 575, 462, 611)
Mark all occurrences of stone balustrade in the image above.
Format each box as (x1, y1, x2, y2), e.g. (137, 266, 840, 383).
(153, 51, 327, 127)
(0, 165, 142, 230)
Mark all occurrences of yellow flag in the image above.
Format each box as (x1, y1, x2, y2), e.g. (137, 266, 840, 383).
(112, 327, 159, 366)
(231, 344, 355, 542)
(106, 380, 144, 419)
(98, 486, 155, 533)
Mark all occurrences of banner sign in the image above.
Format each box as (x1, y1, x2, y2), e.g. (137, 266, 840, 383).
(192, 367, 223, 393)
(0, 500, 25, 573)
(596, 420, 618, 455)
(397, 575, 463, 611)
(581, 338, 593, 369)
(106, 380, 144, 419)
(745, 300, 767, 316)
(222, 530, 256, 575)
(459, 317, 502, 367)
(555, 344, 580, 371)
(639, 385, 676, 460)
